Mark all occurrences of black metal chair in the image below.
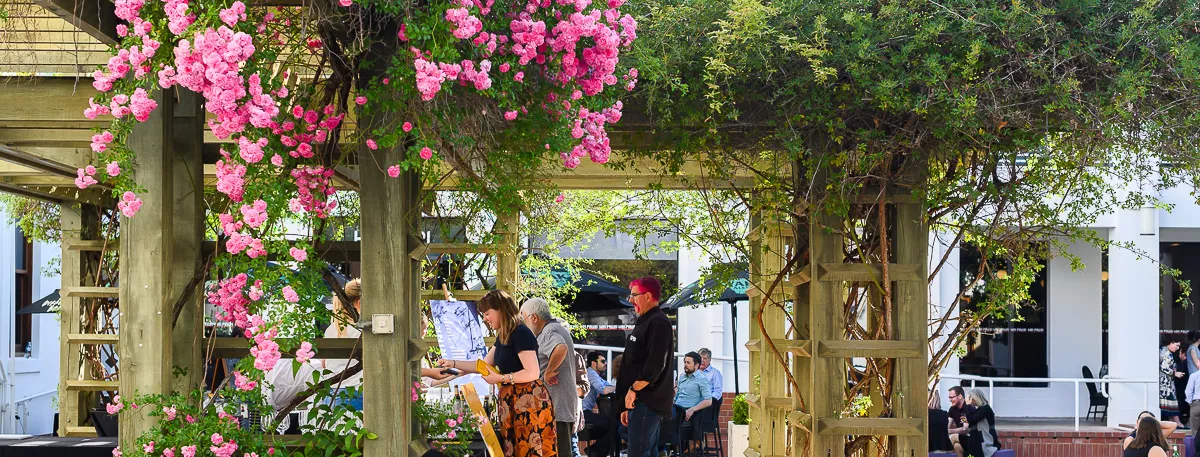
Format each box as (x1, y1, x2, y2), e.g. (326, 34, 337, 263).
(1083, 365, 1108, 421)
(698, 397, 723, 457)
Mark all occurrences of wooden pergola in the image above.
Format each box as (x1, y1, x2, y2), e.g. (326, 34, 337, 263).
(1, 2, 930, 456)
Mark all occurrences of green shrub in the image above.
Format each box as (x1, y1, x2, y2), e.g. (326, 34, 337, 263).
(731, 394, 749, 425)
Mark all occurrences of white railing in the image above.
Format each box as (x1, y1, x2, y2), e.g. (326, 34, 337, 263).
(575, 344, 740, 381)
(12, 389, 55, 435)
(940, 374, 1156, 431)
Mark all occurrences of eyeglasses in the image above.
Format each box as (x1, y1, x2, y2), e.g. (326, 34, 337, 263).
(629, 292, 647, 299)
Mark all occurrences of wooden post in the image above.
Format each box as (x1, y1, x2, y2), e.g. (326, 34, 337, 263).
(495, 212, 519, 294)
(893, 201, 929, 456)
(57, 203, 94, 437)
(746, 213, 790, 457)
(810, 208, 845, 457)
(118, 90, 174, 447)
(169, 89, 205, 394)
(360, 136, 420, 456)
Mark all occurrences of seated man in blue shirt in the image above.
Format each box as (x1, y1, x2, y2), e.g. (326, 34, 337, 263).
(671, 351, 712, 449)
(697, 348, 724, 401)
(582, 352, 617, 454)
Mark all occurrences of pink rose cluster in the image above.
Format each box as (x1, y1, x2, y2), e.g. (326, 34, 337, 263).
(105, 395, 124, 415)
(247, 315, 282, 371)
(210, 433, 239, 457)
(409, 0, 637, 168)
(561, 101, 622, 168)
(288, 166, 338, 218)
(234, 371, 257, 391)
(117, 191, 144, 218)
(207, 273, 253, 328)
(75, 164, 99, 189)
(170, 27, 272, 139)
(295, 341, 315, 363)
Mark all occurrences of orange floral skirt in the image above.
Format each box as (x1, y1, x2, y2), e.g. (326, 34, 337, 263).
(497, 380, 558, 457)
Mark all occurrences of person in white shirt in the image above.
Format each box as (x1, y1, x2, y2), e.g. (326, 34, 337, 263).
(1186, 370, 1200, 434)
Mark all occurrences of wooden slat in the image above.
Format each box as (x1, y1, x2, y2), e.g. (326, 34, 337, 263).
(63, 286, 118, 298)
(63, 426, 97, 437)
(207, 337, 362, 359)
(64, 379, 118, 390)
(745, 338, 810, 357)
(788, 266, 811, 286)
(743, 393, 790, 410)
(64, 239, 115, 251)
(816, 417, 923, 436)
(67, 333, 118, 345)
(816, 263, 923, 282)
(411, 242, 501, 260)
(816, 340, 923, 359)
(786, 410, 812, 433)
(420, 289, 489, 301)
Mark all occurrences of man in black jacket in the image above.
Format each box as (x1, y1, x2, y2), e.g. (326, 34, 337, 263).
(616, 276, 674, 457)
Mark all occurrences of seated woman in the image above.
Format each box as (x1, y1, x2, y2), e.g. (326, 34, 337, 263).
(928, 393, 953, 452)
(1124, 411, 1179, 449)
(964, 389, 1001, 457)
(1123, 415, 1172, 457)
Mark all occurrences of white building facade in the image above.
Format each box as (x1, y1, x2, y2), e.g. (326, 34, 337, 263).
(0, 209, 62, 435)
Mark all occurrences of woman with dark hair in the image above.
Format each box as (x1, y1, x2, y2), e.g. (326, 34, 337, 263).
(1161, 336, 1186, 427)
(439, 290, 558, 457)
(1123, 414, 1171, 457)
(1124, 411, 1178, 448)
(927, 392, 953, 452)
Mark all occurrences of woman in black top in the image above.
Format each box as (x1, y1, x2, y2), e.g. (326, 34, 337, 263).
(439, 290, 557, 457)
(1124, 415, 1171, 457)
(927, 393, 953, 452)
(963, 389, 1000, 457)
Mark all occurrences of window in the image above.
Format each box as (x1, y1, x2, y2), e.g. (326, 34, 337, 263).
(14, 229, 32, 356)
(958, 245, 1049, 387)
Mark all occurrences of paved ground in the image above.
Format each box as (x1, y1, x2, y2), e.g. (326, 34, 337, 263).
(994, 417, 1121, 432)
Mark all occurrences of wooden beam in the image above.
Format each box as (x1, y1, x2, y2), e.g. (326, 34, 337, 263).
(810, 200, 846, 456)
(64, 379, 119, 391)
(815, 263, 923, 282)
(744, 338, 810, 357)
(67, 333, 119, 345)
(207, 337, 362, 359)
(0, 144, 85, 179)
(815, 340, 922, 359)
(64, 239, 116, 251)
(0, 181, 64, 203)
(63, 286, 117, 298)
(118, 89, 173, 448)
(816, 418, 923, 436)
(30, 0, 119, 45)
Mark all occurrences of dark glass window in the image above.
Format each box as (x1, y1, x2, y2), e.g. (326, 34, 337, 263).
(959, 245, 1049, 387)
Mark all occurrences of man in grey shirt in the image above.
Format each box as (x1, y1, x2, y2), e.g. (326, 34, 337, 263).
(521, 298, 581, 457)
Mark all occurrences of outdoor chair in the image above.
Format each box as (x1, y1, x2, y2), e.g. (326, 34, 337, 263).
(697, 397, 723, 457)
(1082, 365, 1108, 421)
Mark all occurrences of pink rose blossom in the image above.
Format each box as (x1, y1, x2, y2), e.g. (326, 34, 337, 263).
(117, 192, 143, 218)
(366, 139, 378, 150)
(182, 445, 197, 457)
(106, 162, 120, 177)
(387, 165, 401, 178)
(295, 341, 315, 363)
(143, 442, 155, 454)
(282, 286, 299, 303)
(402, 122, 413, 132)
(355, 96, 367, 105)
(419, 147, 433, 160)
(289, 247, 308, 262)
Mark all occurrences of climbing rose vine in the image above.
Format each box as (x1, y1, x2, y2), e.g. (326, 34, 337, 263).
(83, 0, 635, 453)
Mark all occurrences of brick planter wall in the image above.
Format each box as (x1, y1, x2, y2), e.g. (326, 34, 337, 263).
(998, 429, 1188, 457)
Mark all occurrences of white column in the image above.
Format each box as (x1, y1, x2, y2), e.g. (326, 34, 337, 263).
(1107, 209, 1161, 427)
(1047, 238, 1103, 417)
(934, 233, 962, 407)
